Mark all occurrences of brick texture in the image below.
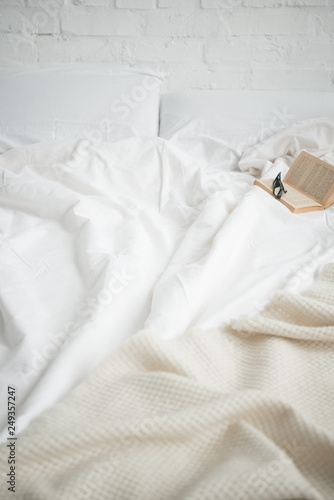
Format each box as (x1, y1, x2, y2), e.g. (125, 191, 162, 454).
(0, 1, 333, 90)
(116, 0, 156, 8)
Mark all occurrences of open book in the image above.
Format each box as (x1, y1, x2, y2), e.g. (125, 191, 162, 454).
(254, 151, 334, 214)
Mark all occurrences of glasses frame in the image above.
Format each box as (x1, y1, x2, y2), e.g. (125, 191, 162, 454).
(272, 172, 287, 200)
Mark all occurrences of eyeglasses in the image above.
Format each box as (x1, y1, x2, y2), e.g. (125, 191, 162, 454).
(272, 172, 287, 200)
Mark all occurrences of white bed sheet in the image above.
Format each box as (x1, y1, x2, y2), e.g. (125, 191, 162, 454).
(1, 118, 334, 443)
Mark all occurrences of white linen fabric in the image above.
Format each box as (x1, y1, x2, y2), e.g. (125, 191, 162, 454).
(0, 68, 162, 153)
(146, 116, 334, 338)
(1, 263, 334, 499)
(159, 90, 334, 170)
(0, 117, 334, 459)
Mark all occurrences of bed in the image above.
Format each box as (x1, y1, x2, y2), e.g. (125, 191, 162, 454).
(0, 68, 334, 499)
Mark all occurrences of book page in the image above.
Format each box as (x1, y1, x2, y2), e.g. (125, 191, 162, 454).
(284, 152, 334, 206)
(258, 179, 323, 210)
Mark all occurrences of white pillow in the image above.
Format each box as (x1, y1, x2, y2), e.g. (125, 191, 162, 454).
(159, 90, 334, 170)
(0, 68, 163, 153)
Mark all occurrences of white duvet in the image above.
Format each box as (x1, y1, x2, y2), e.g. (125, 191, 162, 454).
(1, 118, 334, 443)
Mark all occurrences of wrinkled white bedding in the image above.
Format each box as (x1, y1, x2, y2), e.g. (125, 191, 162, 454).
(1, 118, 334, 442)
(5, 263, 334, 499)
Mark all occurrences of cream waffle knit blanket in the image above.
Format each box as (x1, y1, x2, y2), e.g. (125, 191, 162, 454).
(1, 264, 334, 500)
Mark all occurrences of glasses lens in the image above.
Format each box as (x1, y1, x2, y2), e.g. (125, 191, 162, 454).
(272, 172, 280, 185)
(274, 185, 283, 199)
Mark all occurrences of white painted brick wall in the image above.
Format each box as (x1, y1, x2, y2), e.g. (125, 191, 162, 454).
(0, 0, 333, 91)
